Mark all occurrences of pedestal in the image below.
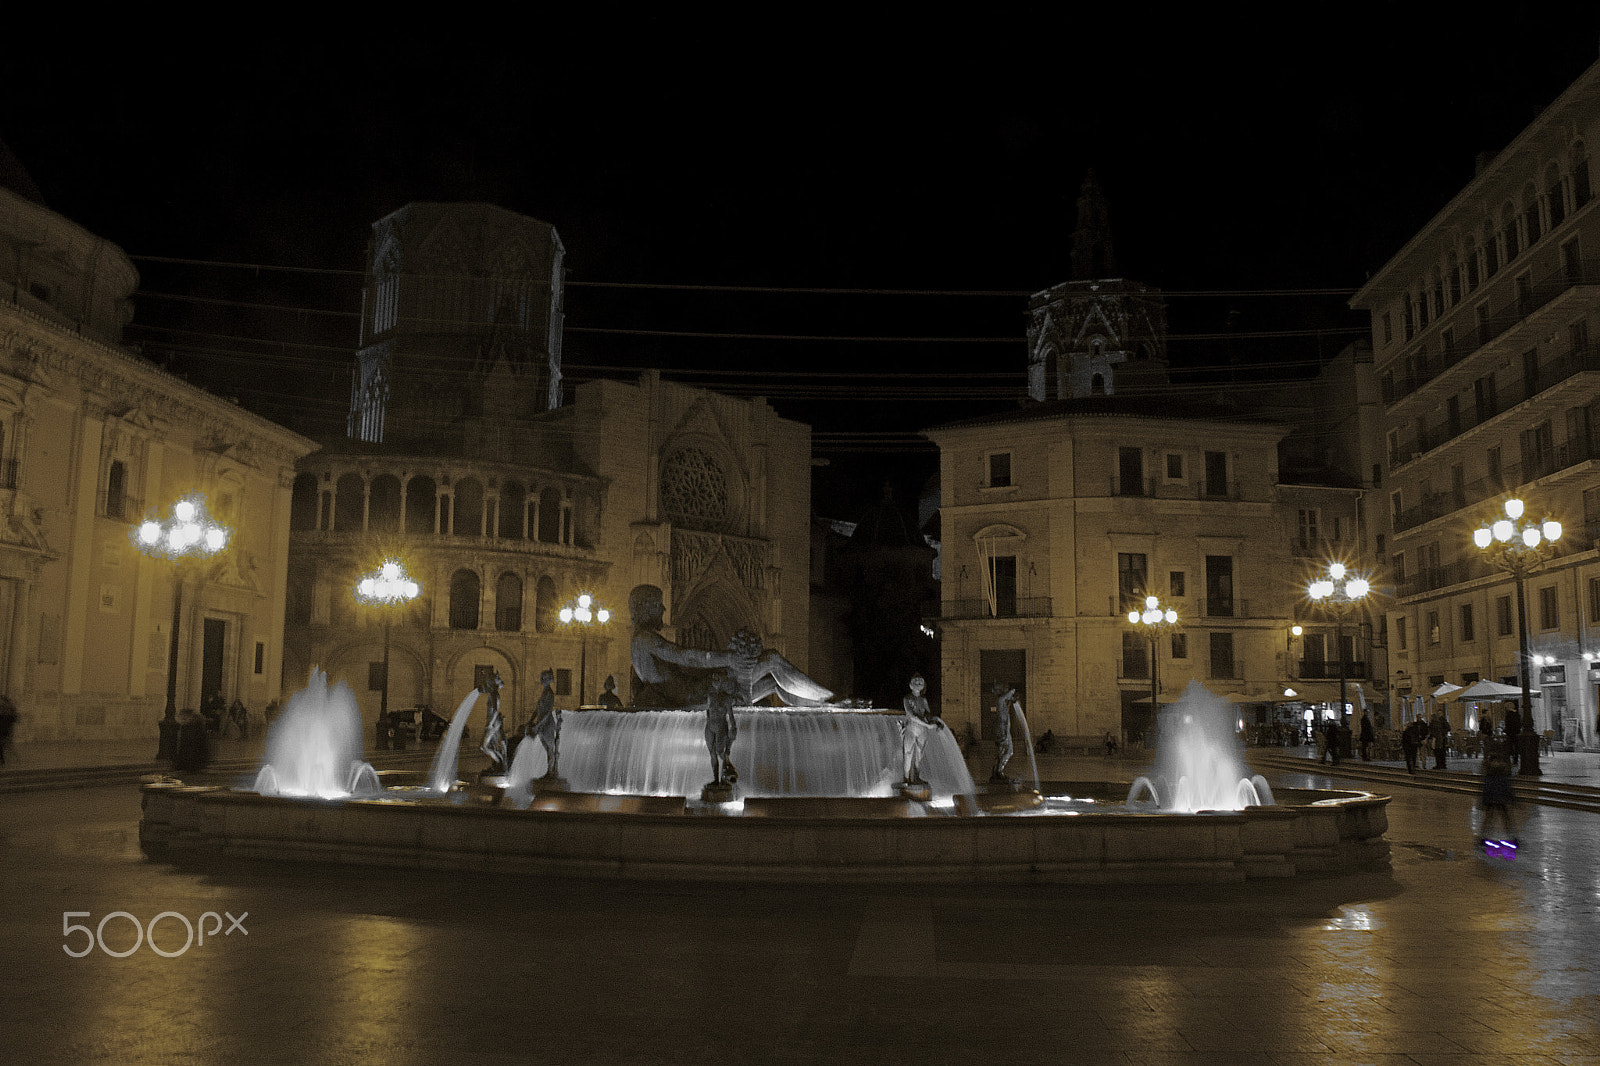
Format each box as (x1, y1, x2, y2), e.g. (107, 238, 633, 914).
(537, 774, 570, 793)
(898, 780, 932, 802)
(701, 781, 735, 804)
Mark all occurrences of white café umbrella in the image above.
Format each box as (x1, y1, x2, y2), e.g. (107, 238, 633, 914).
(1456, 678, 1538, 701)
(1432, 682, 1463, 700)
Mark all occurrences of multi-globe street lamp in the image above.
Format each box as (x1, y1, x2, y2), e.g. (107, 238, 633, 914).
(133, 496, 230, 759)
(1306, 562, 1370, 731)
(1473, 498, 1561, 775)
(1126, 595, 1179, 723)
(558, 592, 610, 706)
(354, 559, 421, 721)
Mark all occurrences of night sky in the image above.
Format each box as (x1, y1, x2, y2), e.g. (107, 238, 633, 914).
(7, 19, 1600, 515)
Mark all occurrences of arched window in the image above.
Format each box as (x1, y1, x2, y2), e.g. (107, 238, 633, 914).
(334, 472, 365, 532)
(106, 460, 127, 519)
(1546, 162, 1567, 228)
(368, 474, 402, 534)
(1573, 140, 1592, 208)
(405, 475, 436, 534)
(454, 478, 484, 536)
(537, 488, 562, 543)
(1501, 202, 1519, 262)
(499, 481, 526, 539)
(1482, 219, 1499, 277)
(1522, 182, 1542, 246)
(1091, 373, 1106, 395)
(535, 575, 557, 633)
(495, 572, 523, 631)
(290, 473, 319, 531)
(449, 569, 480, 629)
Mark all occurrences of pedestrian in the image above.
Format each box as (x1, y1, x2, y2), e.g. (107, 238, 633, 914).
(1503, 703, 1522, 766)
(1401, 718, 1421, 774)
(0, 693, 18, 765)
(1430, 710, 1450, 770)
(228, 697, 249, 740)
(1325, 717, 1341, 766)
(1314, 718, 1329, 763)
(1479, 752, 1518, 848)
(1358, 713, 1374, 761)
(1101, 730, 1116, 757)
(173, 707, 210, 773)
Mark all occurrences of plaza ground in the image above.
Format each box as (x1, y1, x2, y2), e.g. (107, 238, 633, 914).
(1, 739, 1597, 1064)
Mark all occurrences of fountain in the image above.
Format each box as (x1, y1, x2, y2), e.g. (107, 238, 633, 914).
(1127, 680, 1276, 812)
(141, 590, 1390, 884)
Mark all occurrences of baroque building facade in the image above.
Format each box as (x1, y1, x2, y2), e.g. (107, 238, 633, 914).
(1351, 52, 1600, 750)
(931, 178, 1378, 745)
(285, 204, 815, 733)
(0, 179, 315, 741)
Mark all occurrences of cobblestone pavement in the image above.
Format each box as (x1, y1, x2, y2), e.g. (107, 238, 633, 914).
(1, 758, 1597, 1065)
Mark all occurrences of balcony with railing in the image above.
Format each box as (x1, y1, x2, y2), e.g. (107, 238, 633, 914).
(1383, 256, 1600, 407)
(1294, 660, 1369, 680)
(943, 597, 1053, 621)
(1391, 435, 1598, 534)
(1106, 476, 1245, 501)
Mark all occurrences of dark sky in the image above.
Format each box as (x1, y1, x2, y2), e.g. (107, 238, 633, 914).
(7, 19, 1600, 513)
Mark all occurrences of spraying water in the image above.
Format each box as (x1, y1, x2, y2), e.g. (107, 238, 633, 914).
(1125, 679, 1276, 812)
(426, 688, 484, 793)
(252, 670, 378, 799)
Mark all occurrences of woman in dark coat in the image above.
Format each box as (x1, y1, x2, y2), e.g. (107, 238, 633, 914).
(173, 707, 210, 774)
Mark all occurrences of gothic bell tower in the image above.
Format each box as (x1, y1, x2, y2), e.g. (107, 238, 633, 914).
(1027, 172, 1169, 401)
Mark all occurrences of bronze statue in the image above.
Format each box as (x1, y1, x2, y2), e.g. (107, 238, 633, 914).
(900, 674, 943, 786)
(702, 669, 739, 796)
(526, 667, 560, 778)
(478, 671, 507, 775)
(596, 674, 623, 709)
(628, 584, 833, 707)
(992, 682, 1020, 782)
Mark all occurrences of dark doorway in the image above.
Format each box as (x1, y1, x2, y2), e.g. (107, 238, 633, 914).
(979, 649, 1025, 741)
(201, 617, 227, 705)
(1121, 688, 1152, 749)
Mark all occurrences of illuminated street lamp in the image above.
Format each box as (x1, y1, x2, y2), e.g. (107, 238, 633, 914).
(133, 495, 230, 759)
(1305, 562, 1370, 728)
(1127, 595, 1179, 721)
(1473, 498, 1562, 775)
(354, 559, 421, 721)
(559, 592, 611, 705)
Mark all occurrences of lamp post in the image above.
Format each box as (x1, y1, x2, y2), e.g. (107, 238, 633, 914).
(133, 496, 230, 760)
(1127, 595, 1179, 732)
(1473, 498, 1562, 775)
(354, 559, 421, 722)
(1306, 562, 1370, 736)
(558, 592, 611, 706)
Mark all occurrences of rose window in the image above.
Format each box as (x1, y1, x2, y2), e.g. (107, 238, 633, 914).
(659, 446, 730, 531)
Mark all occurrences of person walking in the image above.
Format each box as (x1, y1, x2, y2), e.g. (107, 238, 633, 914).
(1401, 718, 1421, 774)
(1430, 710, 1450, 770)
(1325, 717, 1341, 766)
(1313, 717, 1329, 763)
(1479, 752, 1518, 848)
(1358, 713, 1374, 762)
(173, 707, 210, 774)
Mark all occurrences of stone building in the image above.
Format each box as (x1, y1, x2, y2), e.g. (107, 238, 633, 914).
(285, 204, 816, 732)
(930, 177, 1376, 745)
(0, 174, 315, 741)
(1351, 50, 1600, 749)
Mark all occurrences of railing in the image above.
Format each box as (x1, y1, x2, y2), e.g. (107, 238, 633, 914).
(1106, 476, 1245, 501)
(1383, 256, 1600, 407)
(0, 458, 15, 490)
(1197, 597, 1250, 618)
(1387, 341, 1600, 467)
(1294, 661, 1369, 680)
(1397, 557, 1494, 598)
(943, 597, 1053, 620)
(1392, 435, 1598, 533)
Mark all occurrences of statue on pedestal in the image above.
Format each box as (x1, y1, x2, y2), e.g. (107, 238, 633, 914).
(992, 682, 1021, 783)
(596, 675, 624, 709)
(526, 667, 561, 781)
(478, 671, 507, 775)
(701, 670, 739, 802)
(899, 674, 943, 790)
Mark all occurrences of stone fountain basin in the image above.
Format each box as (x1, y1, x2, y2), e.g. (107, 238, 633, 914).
(139, 780, 1390, 884)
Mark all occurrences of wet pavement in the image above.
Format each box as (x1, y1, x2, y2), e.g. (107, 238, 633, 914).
(1, 751, 1597, 1064)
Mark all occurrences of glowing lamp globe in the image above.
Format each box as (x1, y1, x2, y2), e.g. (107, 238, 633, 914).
(1346, 578, 1370, 598)
(1542, 520, 1561, 542)
(1493, 520, 1514, 542)
(1505, 498, 1525, 519)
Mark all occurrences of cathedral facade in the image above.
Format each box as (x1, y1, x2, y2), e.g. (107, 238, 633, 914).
(285, 204, 814, 733)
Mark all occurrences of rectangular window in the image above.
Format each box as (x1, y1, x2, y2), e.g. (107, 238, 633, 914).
(1165, 453, 1184, 480)
(1516, 273, 1533, 314)
(1208, 632, 1235, 679)
(1118, 447, 1144, 496)
(1122, 631, 1149, 679)
(1390, 491, 1403, 529)
(1570, 318, 1589, 354)
(1205, 555, 1234, 617)
(989, 555, 1018, 617)
(1442, 326, 1455, 357)
(1474, 374, 1497, 419)
(1169, 570, 1185, 597)
(254, 641, 266, 675)
(555, 668, 573, 696)
(1382, 311, 1393, 345)
(1485, 234, 1499, 276)
(1459, 604, 1475, 643)
(1170, 632, 1188, 659)
(1427, 610, 1441, 645)
(1589, 576, 1600, 624)
(1391, 552, 1406, 583)
(1396, 616, 1407, 651)
(1538, 586, 1559, 630)
(1466, 250, 1480, 292)
(1487, 446, 1501, 481)
(369, 661, 387, 691)
(987, 452, 1012, 488)
(1562, 238, 1582, 283)
(1497, 596, 1514, 637)
(1297, 509, 1319, 548)
(1117, 553, 1148, 610)
(1204, 451, 1228, 496)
